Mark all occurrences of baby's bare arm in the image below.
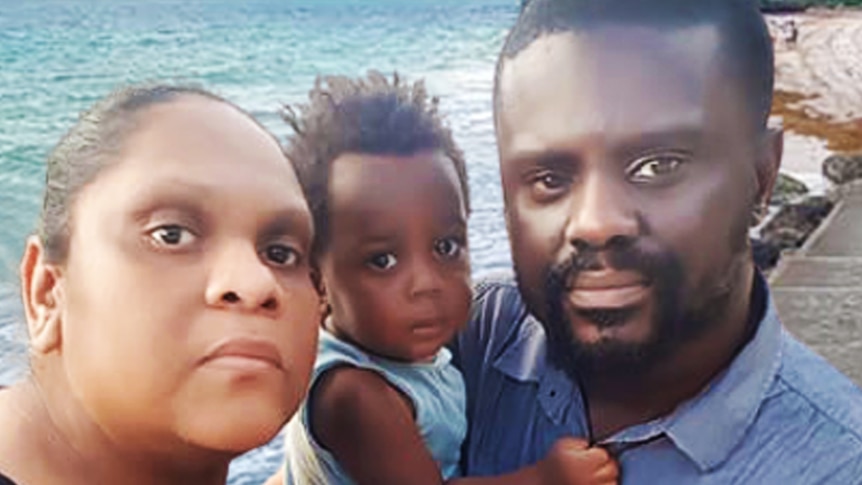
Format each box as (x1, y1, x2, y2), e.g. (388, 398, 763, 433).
(310, 367, 617, 485)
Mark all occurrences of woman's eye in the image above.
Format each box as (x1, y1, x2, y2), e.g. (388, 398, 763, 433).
(627, 155, 686, 183)
(264, 244, 301, 268)
(148, 225, 195, 248)
(434, 237, 463, 259)
(368, 253, 398, 271)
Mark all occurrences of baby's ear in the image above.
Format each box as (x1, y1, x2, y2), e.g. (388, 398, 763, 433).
(20, 236, 64, 354)
(308, 267, 330, 322)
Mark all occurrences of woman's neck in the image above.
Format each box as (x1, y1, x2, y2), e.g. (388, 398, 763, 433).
(0, 376, 231, 485)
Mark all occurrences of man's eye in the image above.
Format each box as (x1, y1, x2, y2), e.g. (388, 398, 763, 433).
(434, 237, 463, 259)
(148, 225, 195, 247)
(627, 155, 686, 183)
(264, 244, 301, 268)
(368, 253, 398, 271)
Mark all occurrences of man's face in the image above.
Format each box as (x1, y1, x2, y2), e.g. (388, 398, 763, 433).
(496, 26, 776, 379)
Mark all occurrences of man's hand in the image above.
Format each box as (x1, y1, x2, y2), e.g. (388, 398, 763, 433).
(537, 437, 619, 485)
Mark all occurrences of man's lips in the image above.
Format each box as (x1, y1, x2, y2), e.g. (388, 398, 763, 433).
(566, 270, 650, 309)
(201, 337, 283, 370)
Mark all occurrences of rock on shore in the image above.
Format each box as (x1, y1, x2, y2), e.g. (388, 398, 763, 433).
(823, 153, 862, 185)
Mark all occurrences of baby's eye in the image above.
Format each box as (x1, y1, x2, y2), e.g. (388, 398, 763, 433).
(368, 252, 398, 271)
(537, 172, 568, 190)
(626, 154, 687, 184)
(264, 244, 301, 268)
(148, 225, 196, 248)
(434, 237, 463, 259)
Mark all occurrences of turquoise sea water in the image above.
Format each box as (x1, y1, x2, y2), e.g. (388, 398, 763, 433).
(0, 0, 518, 482)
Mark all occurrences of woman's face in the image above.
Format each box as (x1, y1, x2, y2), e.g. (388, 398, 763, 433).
(55, 96, 319, 454)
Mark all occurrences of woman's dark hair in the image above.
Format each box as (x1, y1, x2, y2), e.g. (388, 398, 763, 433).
(39, 84, 229, 263)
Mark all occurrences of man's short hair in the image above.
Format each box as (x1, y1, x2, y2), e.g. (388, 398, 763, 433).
(495, 0, 774, 130)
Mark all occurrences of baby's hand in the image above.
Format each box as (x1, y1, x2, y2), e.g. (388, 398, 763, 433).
(537, 437, 619, 485)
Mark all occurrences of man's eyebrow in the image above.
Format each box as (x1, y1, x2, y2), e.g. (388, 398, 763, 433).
(614, 127, 705, 158)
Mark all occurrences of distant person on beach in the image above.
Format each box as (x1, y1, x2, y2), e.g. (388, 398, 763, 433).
(454, 0, 862, 483)
(0, 85, 321, 485)
(267, 72, 617, 485)
(786, 19, 799, 46)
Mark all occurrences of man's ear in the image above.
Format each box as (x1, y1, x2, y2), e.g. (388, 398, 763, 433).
(20, 236, 63, 354)
(755, 127, 784, 206)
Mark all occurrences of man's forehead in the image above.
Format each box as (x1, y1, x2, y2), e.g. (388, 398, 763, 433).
(497, 25, 728, 149)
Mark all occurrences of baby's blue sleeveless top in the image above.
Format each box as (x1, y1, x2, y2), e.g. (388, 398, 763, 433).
(283, 329, 466, 485)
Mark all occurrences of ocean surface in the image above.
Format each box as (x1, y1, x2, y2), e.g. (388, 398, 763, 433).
(0, 1, 828, 483)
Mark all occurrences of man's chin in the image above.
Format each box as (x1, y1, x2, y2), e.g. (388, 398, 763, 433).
(566, 303, 654, 346)
(551, 304, 666, 381)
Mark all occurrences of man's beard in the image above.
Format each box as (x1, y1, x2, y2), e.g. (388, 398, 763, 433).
(517, 239, 735, 385)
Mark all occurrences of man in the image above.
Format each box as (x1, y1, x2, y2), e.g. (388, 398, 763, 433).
(453, 0, 862, 482)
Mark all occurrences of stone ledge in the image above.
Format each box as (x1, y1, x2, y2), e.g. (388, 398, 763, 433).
(771, 257, 862, 287)
(772, 288, 862, 386)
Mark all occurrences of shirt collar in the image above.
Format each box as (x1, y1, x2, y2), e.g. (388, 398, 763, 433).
(490, 273, 784, 471)
(661, 274, 784, 471)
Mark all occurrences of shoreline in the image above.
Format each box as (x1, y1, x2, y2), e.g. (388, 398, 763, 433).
(757, 10, 862, 270)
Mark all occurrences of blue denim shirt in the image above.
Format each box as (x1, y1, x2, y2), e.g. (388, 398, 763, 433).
(453, 275, 862, 484)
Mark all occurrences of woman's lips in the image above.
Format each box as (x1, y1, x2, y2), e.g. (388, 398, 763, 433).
(201, 338, 283, 371)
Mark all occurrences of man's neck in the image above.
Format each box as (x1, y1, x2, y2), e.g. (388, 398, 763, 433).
(0, 376, 230, 485)
(584, 266, 763, 441)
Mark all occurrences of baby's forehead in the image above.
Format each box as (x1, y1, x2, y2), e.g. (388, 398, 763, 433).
(326, 152, 466, 228)
(329, 151, 461, 196)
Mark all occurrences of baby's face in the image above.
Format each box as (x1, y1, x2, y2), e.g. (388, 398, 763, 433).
(59, 96, 320, 454)
(320, 151, 471, 363)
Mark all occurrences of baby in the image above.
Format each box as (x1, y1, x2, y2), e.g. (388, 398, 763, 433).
(275, 71, 618, 485)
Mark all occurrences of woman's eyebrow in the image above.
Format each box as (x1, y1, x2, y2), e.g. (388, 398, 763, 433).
(256, 199, 314, 242)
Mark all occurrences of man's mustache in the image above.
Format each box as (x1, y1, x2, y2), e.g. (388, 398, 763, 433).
(548, 239, 670, 287)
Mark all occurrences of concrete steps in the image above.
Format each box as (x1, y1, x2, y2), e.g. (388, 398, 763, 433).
(771, 184, 862, 386)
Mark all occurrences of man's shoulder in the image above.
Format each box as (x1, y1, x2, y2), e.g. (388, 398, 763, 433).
(470, 273, 529, 336)
(473, 272, 521, 301)
(764, 331, 862, 457)
(452, 274, 532, 372)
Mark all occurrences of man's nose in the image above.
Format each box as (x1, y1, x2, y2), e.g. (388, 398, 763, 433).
(204, 241, 282, 314)
(564, 171, 639, 251)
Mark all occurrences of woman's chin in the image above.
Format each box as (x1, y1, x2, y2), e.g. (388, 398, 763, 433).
(179, 399, 292, 453)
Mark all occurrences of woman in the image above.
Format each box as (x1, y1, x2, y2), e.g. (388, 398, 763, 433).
(0, 84, 321, 485)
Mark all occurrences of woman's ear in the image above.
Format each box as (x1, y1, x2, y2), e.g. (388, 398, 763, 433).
(20, 236, 63, 354)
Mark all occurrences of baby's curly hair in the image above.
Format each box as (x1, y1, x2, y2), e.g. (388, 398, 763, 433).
(283, 70, 470, 259)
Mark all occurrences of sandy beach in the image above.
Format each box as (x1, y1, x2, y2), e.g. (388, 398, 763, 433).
(764, 9, 862, 192)
(770, 9, 862, 121)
